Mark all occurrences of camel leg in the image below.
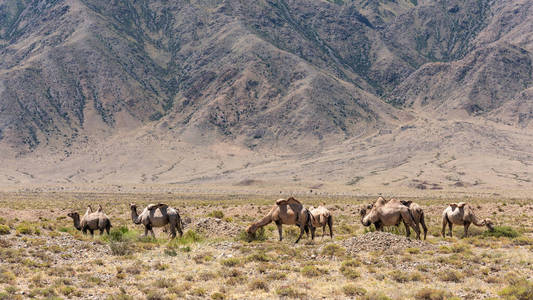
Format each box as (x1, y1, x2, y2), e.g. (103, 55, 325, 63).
(295, 225, 306, 244)
(441, 216, 447, 238)
(448, 222, 453, 238)
(420, 213, 427, 240)
(328, 216, 333, 239)
(169, 224, 177, 239)
(463, 222, 470, 238)
(144, 227, 149, 237)
(400, 210, 420, 238)
(100, 228, 105, 235)
(89, 229, 94, 237)
(322, 225, 326, 238)
(403, 220, 411, 238)
(150, 228, 156, 239)
(275, 221, 283, 241)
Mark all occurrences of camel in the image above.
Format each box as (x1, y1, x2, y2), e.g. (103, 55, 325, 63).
(360, 197, 422, 239)
(399, 200, 428, 240)
(246, 197, 314, 243)
(442, 202, 494, 237)
(130, 203, 183, 239)
(67, 205, 112, 236)
(308, 205, 333, 239)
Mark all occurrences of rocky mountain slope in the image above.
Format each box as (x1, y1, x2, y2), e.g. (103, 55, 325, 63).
(0, 0, 532, 191)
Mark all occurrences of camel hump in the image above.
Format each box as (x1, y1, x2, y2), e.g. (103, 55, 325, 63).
(400, 200, 412, 207)
(449, 203, 457, 208)
(146, 203, 161, 210)
(457, 202, 466, 208)
(276, 197, 301, 206)
(97, 204, 103, 212)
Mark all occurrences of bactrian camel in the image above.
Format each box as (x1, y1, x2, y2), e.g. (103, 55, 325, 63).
(247, 197, 314, 243)
(130, 203, 183, 239)
(67, 205, 112, 236)
(400, 200, 428, 240)
(360, 197, 422, 239)
(309, 205, 333, 239)
(442, 202, 494, 237)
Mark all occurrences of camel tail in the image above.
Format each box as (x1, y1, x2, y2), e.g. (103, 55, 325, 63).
(327, 215, 333, 238)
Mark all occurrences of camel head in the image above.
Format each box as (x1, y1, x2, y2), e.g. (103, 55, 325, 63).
(360, 204, 375, 226)
(130, 203, 137, 210)
(67, 212, 79, 219)
(246, 224, 258, 237)
(484, 219, 494, 231)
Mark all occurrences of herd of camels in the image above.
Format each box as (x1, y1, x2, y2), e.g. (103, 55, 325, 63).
(67, 197, 495, 243)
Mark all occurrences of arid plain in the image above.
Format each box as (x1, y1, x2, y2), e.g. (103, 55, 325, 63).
(0, 189, 532, 300)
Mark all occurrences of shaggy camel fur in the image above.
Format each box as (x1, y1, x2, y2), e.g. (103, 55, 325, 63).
(360, 197, 421, 239)
(247, 197, 314, 243)
(130, 203, 183, 239)
(309, 206, 333, 239)
(68, 205, 112, 236)
(442, 202, 494, 237)
(399, 200, 428, 240)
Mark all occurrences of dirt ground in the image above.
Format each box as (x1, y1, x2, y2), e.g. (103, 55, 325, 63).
(0, 191, 532, 299)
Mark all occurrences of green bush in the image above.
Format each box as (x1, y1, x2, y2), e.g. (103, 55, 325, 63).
(238, 228, 267, 242)
(207, 210, 224, 219)
(276, 286, 305, 298)
(499, 278, 533, 300)
(0, 225, 10, 235)
(109, 242, 131, 256)
(322, 244, 345, 257)
(168, 230, 203, 247)
(483, 226, 520, 238)
(15, 223, 39, 235)
(220, 257, 241, 267)
(301, 265, 328, 277)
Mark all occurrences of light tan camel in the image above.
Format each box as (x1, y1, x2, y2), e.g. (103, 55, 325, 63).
(246, 197, 314, 243)
(130, 203, 183, 239)
(67, 205, 112, 236)
(399, 200, 428, 240)
(309, 205, 333, 239)
(442, 202, 494, 237)
(360, 197, 421, 239)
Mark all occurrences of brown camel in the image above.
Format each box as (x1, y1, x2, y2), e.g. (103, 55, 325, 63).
(67, 205, 112, 236)
(442, 202, 494, 237)
(399, 200, 428, 240)
(360, 197, 421, 239)
(130, 203, 183, 239)
(309, 205, 333, 239)
(246, 197, 314, 243)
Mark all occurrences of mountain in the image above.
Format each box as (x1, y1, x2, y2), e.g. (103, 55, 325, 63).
(0, 0, 532, 193)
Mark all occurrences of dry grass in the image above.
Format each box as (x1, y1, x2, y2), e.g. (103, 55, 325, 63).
(0, 191, 531, 299)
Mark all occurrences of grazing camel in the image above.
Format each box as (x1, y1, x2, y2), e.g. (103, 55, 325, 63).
(360, 197, 422, 239)
(442, 202, 494, 237)
(130, 203, 183, 239)
(400, 200, 428, 240)
(67, 205, 112, 236)
(246, 197, 314, 243)
(309, 205, 333, 239)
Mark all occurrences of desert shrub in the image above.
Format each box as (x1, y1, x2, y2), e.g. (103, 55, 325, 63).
(190, 288, 206, 296)
(276, 286, 305, 298)
(0, 225, 10, 235)
(211, 292, 225, 300)
(109, 242, 132, 256)
(16, 223, 39, 235)
(343, 284, 366, 296)
(438, 269, 463, 282)
(322, 243, 345, 257)
(406, 247, 420, 254)
(340, 265, 360, 279)
(301, 265, 328, 277)
(249, 279, 269, 291)
(0, 270, 15, 284)
(513, 236, 533, 246)
(362, 291, 392, 300)
(499, 278, 533, 300)
(238, 227, 267, 242)
(207, 210, 224, 219)
(168, 230, 202, 247)
(483, 226, 519, 238)
(414, 288, 450, 300)
(267, 271, 286, 280)
(220, 257, 241, 267)
(247, 251, 271, 262)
